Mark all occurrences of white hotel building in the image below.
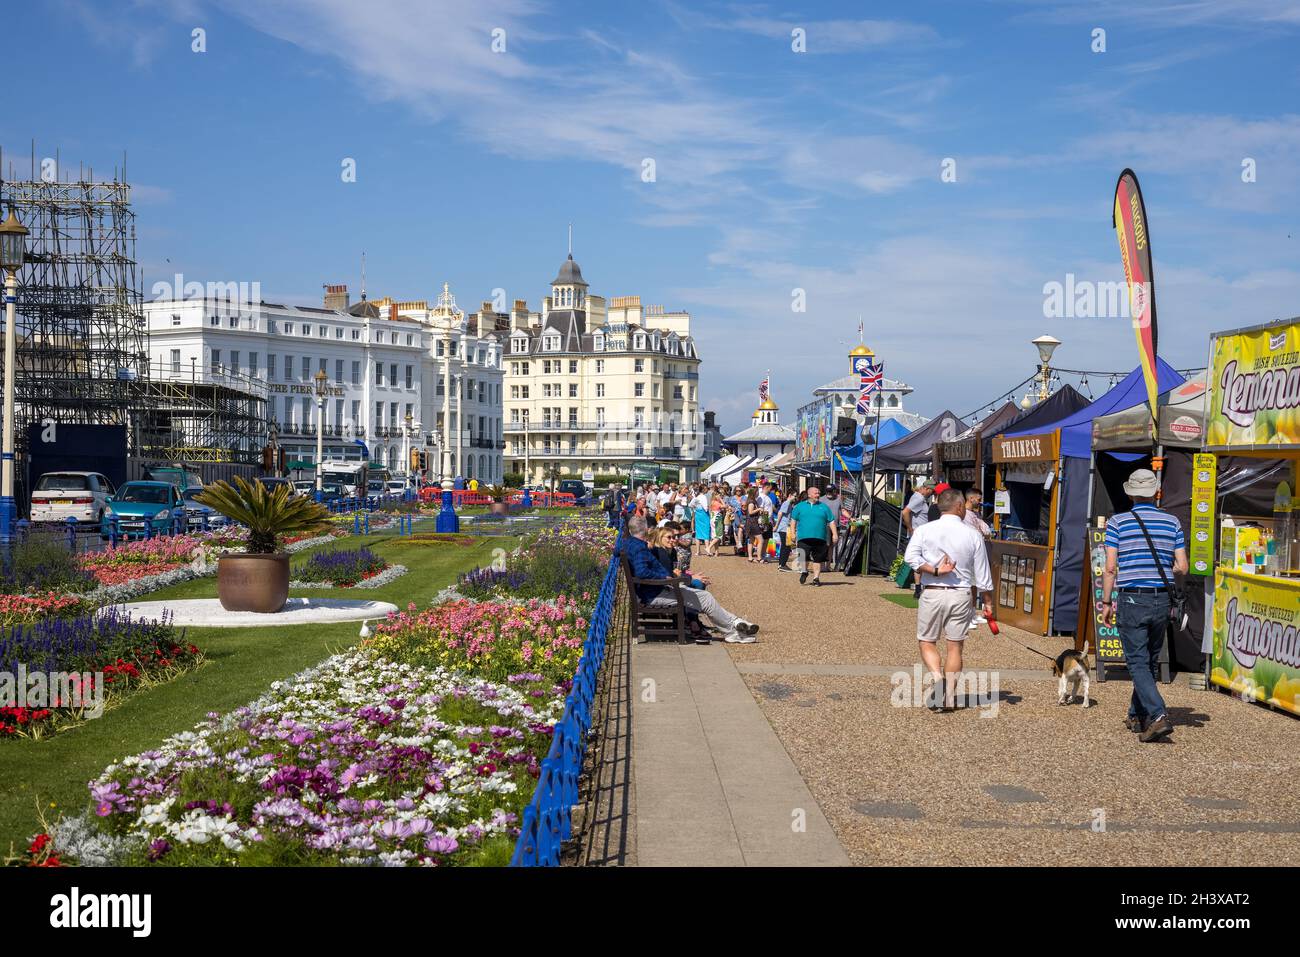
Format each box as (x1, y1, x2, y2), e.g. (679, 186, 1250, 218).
(143, 283, 504, 482)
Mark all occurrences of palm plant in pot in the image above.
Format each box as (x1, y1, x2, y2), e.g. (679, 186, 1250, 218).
(481, 484, 511, 516)
(197, 477, 331, 612)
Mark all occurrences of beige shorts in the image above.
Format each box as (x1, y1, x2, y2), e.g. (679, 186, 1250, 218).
(916, 588, 973, 642)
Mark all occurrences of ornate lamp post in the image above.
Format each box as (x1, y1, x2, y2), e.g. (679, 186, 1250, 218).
(0, 209, 28, 547)
(430, 283, 460, 532)
(1031, 334, 1061, 401)
(314, 368, 328, 501)
(269, 418, 281, 477)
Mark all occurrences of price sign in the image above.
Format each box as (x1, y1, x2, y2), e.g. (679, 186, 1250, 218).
(1189, 453, 1217, 576)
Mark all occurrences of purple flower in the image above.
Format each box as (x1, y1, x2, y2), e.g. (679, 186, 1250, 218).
(424, 833, 459, 855)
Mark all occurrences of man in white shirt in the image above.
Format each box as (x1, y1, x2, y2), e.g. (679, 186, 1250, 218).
(904, 488, 994, 710)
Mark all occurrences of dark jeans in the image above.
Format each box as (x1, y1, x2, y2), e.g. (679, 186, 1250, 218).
(1117, 591, 1168, 724)
(775, 536, 789, 567)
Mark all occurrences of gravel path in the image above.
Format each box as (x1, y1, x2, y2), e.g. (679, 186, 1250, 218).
(692, 550, 1300, 866)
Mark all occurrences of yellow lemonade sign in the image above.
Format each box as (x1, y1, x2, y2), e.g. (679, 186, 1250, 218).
(1211, 568, 1300, 715)
(1207, 320, 1300, 449)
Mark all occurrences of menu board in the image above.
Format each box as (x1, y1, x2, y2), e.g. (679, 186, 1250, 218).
(1078, 523, 1125, 667)
(1189, 453, 1217, 576)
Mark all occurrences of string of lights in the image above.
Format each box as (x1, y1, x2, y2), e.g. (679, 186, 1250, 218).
(958, 365, 1206, 423)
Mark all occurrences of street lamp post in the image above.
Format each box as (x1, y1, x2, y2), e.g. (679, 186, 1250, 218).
(0, 209, 29, 547)
(269, 418, 280, 477)
(1031, 334, 1061, 401)
(403, 411, 413, 478)
(314, 369, 328, 501)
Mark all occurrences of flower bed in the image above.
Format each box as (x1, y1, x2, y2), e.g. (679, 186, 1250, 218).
(0, 608, 202, 740)
(291, 564, 408, 591)
(50, 652, 563, 866)
(364, 597, 588, 685)
(0, 592, 95, 628)
(292, 547, 387, 587)
(80, 536, 210, 586)
(457, 521, 615, 604)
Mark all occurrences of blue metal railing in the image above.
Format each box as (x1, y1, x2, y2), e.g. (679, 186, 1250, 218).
(510, 529, 622, 867)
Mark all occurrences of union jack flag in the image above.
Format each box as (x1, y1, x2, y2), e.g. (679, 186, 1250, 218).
(856, 361, 883, 414)
(758, 376, 770, 402)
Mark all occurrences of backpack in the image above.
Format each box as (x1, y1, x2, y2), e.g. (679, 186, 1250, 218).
(602, 491, 617, 512)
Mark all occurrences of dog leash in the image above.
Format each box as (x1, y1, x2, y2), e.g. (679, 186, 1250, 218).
(986, 619, 1059, 662)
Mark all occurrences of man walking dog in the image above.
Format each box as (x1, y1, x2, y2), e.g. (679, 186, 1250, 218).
(1101, 468, 1187, 743)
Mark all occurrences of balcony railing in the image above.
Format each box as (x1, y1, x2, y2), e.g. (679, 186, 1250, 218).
(505, 420, 700, 434)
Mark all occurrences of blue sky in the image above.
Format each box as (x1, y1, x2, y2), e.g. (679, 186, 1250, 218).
(7, 0, 1300, 433)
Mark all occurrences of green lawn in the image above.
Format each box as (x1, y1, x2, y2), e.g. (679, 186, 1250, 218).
(0, 530, 516, 856)
(882, 593, 919, 609)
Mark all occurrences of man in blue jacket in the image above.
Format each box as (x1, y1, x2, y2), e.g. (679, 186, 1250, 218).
(624, 516, 759, 643)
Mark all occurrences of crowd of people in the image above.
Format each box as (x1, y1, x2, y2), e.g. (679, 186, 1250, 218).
(604, 466, 1186, 742)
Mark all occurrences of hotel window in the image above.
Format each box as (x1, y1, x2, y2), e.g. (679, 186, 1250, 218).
(352, 361, 360, 385)
(351, 400, 360, 425)
(542, 360, 551, 374)
(249, 353, 259, 377)
(673, 385, 683, 399)
(284, 323, 294, 335)
(634, 407, 645, 426)
(511, 409, 520, 423)
(211, 349, 221, 374)
(405, 365, 413, 389)
(268, 355, 277, 380)
(171, 313, 181, 326)
(335, 398, 344, 424)
(300, 357, 309, 382)
(376, 331, 384, 344)
(406, 335, 413, 346)
(568, 383, 578, 398)
(230, 350, 240, 373)
(389, 363, 397, 386)
(569, 360, 578, 374)
(335, 327, 343, 339)
(170, 349, 181, 373)
(375, 402, 384, 429)
(351, 329, 360, 340)
(635, 382, 645, 397)
(318, 325, 326, 337)
(634, 358, 645, 373)
(375, 362, 383, 385)
(521, 362, 530, 375)
(268, 396, 278, 425)
(568, 407, 578, 426)
(595, 407, 605, 426)
(319, 357, 327, 375)
(595, 383, 605, 398)
(595, 359, 605, 374)
(653, 383, 660, 398)
(336, 359, 343, 382)
(390, 402, 398, 425)
(511, 385, 519, 399)
(521, 385, 529, 399)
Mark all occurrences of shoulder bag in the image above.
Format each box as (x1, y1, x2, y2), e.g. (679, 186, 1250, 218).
(1129, 510, 1188, 632)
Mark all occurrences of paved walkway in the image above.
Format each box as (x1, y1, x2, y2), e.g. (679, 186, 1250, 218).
(632, 640, 849, 866)
(631, 552, 1300, 866)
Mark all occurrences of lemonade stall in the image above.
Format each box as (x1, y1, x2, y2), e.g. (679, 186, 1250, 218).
(1205, 317, 1300, 714)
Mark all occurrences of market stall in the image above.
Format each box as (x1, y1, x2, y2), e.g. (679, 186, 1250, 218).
(989, 430, 1062, 634)
(1202, 317, 1300, 715)
(993, 360, 1185, 635)
(932, 401, 1020, 499)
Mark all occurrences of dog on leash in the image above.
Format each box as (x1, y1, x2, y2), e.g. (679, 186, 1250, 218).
(1053, 642, 1092, 708)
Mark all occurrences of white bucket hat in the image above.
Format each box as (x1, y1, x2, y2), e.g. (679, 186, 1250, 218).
(1123, 468, 1159, 497)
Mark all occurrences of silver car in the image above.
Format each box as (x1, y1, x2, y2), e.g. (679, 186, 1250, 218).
(30, 471, 116, 525)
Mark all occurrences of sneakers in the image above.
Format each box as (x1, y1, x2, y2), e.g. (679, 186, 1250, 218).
(968, 620, 980, 630)
(810, 578, 822, 587)
(724, 632, 757, 644)
(799, 571, 809, 585)
(1124, 716, 1143, 733)
(734, 619, 760, 636)
(1139, 715, 1173, 743)
(777, 565, 792, 572)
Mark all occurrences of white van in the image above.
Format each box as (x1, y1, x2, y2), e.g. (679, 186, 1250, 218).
(30, 471, 116, 525)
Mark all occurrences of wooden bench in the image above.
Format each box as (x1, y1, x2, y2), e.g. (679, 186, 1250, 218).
(620, 554, 689, 645)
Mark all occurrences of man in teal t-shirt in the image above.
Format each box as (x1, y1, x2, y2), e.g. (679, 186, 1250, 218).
(790, 486, 838, 586)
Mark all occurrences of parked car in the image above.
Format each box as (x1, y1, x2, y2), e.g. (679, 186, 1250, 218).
(385, 480, 407, 495)
(30, 471, 115, 526)
(319, 482, 347, 505)
(143, 465, 204, 489)
(181, 486, 225, 530)
(366, 480, 385, 496)
(100, 481, 186, 539)
(293, 480, 317, 496)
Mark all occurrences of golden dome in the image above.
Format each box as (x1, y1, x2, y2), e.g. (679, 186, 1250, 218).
(850, 344, 875, 357)
(758, 398, 778, 411)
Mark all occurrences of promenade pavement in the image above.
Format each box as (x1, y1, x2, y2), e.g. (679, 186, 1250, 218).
(631, 551, 1300, 866)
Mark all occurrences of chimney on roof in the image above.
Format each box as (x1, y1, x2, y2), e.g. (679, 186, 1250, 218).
(324, 284, 350, 311)
(512, 299, 530, 332)
(389, 302, 398, 322)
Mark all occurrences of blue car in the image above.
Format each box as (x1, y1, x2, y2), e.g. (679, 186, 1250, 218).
(100, 481, 186, 539)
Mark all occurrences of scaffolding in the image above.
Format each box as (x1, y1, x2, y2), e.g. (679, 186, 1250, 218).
(0, 176, 148, 460)
(0, 165, 265, 492)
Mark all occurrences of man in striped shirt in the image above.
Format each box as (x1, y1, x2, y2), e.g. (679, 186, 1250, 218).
(1101, 469, 1187, 743)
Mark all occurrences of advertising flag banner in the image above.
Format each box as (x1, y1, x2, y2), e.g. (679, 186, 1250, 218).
(1112, 169, 1159, 435)
(1189, 453, 1217, 575)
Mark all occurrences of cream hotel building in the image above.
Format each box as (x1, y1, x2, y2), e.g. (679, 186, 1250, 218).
(498, 251, 704, 484)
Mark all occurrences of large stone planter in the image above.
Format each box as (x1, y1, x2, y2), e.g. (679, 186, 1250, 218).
(490, 501, 509, 516)
(217, 553, 290, 613)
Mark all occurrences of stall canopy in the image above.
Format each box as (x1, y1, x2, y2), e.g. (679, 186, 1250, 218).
(1001, 358, 1186, 634)
(870, 410, 969, 472)
(1090, 373, 1207, 451)
(834, 418, 911, 472)
(1006, 357, 1186, 459)
(960, 401, 1021, 441)
(703, 453, 757, 483)
(702, 453, 742, 479)
(999, 385, 1090, 437)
